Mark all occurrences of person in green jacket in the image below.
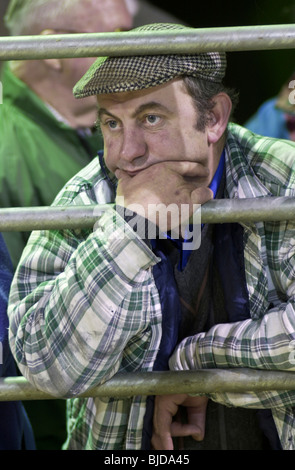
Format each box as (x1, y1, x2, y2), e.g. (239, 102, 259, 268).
(0, 0, 135, 450)
(0, 0, 135, 269)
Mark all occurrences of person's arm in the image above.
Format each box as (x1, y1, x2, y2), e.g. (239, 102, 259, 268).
(169, 301, 295, 409)
(168, 304, 295, 410)
(8, 207, 159, 397)
(167, 214, 295, 409)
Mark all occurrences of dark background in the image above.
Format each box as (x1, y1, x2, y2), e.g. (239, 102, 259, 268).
(1, 0, 295, 123)
(146, 0, 295, 124)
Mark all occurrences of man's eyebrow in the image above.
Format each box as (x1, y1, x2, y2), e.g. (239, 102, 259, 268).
(97, 108, 115, 121)
(97, 101, 172, 123)
(131, 101, 172, 118)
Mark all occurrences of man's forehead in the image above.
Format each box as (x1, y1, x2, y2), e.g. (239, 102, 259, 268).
(96, 78, 186, 106)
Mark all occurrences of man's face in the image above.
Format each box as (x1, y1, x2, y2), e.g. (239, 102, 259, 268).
(97, 79, 211, 180)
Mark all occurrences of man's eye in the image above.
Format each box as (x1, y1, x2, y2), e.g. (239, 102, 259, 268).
(107, 120, 118, 129)
(146, 115, 160, 125)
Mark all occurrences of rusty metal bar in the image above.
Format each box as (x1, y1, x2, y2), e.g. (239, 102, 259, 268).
(0, 24, 295, 61)
(1, 369, 295, 401)
(0, 197, 294, 232)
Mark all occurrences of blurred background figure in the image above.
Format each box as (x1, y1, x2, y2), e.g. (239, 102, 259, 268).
(0, 0, 134, 269)
(131, 0, 184, 25)
(0, 0, 184, 270)
(245, 71, 295, 141)
(0, 232, 35, 450)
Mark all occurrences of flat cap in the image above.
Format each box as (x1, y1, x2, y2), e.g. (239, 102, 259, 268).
(73, 23, 227, 98)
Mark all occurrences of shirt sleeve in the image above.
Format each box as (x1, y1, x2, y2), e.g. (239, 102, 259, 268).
(8, 208, 160, 398)
(169, 306, 295, 408)
(169, 217, 295, 410)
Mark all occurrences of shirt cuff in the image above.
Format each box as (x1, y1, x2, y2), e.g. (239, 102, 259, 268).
(94, 207, 160, 282)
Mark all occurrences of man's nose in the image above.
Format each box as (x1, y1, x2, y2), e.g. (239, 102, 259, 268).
(120, 128, 147, 164)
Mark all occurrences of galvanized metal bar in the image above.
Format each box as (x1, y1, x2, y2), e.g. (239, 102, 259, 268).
(1, 24, 295, 61)
(1, 369, 295, 401)
(199, 196, 295, 224)
(0, 197, 295, 232)
(0, 204, 112, 232)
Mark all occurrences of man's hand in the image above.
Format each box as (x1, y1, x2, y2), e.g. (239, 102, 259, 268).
(116, 161, 213, 232)
(151, 394, 208, 450)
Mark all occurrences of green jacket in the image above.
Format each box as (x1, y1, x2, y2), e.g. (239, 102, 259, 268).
(0, 64, 103, 267)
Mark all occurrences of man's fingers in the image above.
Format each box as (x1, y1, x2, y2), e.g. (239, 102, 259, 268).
(152, 422, 204, 449)
(171, 421, 204, 439)
(151, 433, 174, 451)
(151, 395, 208, 449)
(152, 394, 189, 450)
(186, 408, 206, 441)
(191, 187, 213, 205)
(185, 398, 208, 442)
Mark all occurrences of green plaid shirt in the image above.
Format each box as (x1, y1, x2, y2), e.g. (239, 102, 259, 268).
(7, 123, 295, 449)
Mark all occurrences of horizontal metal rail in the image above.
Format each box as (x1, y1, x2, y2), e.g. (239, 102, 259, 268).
(0, 26, 293, 409)
(0, 197, 295, 231)
(1, 24, 295, 61)
(1, 369, 295, 401)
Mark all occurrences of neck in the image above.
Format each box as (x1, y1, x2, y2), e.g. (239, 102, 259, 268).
(207, 135, 226, 187)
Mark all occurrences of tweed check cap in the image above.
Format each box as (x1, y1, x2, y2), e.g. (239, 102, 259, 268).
(73, 23, 227, 98)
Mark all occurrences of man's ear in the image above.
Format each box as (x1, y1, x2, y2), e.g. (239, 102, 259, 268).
(207, 93, 232, 144)
(40, 29, 62, 71)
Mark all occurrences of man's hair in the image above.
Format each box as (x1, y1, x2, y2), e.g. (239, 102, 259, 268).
(183, 76, 239, 131)
(4, 0, 81, 35)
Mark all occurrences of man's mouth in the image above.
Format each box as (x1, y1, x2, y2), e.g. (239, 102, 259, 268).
(115, 168, 144, 178)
